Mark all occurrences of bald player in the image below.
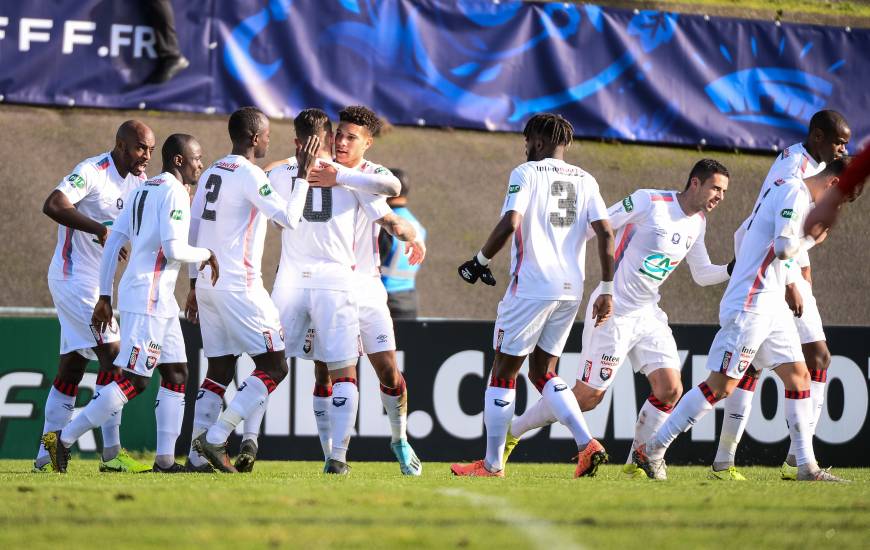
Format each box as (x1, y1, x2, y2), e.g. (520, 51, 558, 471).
(35, 120, 155, 473)
(42, 134, 218, 473)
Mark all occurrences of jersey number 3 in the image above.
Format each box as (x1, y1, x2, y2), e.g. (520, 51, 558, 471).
(549, 180, 577, 227)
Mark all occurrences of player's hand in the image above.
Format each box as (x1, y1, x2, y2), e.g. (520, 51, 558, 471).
(200, 250, 219, 286)
(185, 288, 198, 324)
(405, 239, 426, 265)
(92, 296, 113, 335)
(118, 246, 128, 262)
(296, 135, 321, 180)
(591, 293, 613, 327)
(308, 161, 339, 188)
(96, 226, 110, 247)
(458, 256, 496, 286)
(785, 282, 803, 317)
(726, 258, 736, 276)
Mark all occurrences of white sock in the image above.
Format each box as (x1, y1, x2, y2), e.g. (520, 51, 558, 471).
(785, 390, 816, 468)
(36, 385, 77, 465)
(61, 381, 129, 448)
(649, 383, 717, 460)
(242, 400, 266, 446)
(155, 385, 185, 467)
(631, 396, 672, 463)
(313, 385, 332, 460)
(713, 386, 755, 469)
(207, 373, 272, 445)
(188, 379, 225, 465)
(329, 379, 359, 463)
(483, 383, 516, 472)
(511, 397, 557, 437)
(540, 377, 591, 449)
(380, 377, 408, 443)
(97, 382, 123, 459)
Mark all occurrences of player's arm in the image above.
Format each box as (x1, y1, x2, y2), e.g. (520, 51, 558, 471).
(161, 187, 218, 285)
(773, 184, 815, 261)
(804, 146, 869, 238)
(783, 258, 803, 317)
(251, 137, 320, 230)
(376, 212, 425, 265)
(43, 165, 110, 244)
(685, 225, 730, 286)
(93, 208, 131, 334)
(589, 184, 615, 326)
(263, 158, 289, 173)
(310, 161, 401, 197)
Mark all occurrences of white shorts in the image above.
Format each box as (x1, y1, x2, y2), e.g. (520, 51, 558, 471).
(115, 311, 187, 377)
(356, 276, 396, 354)
(196, 285, 285, 358)
(48, 277, 120, 360)
(493, 294, 580, 357)
(706, 309, 804, 379)
(272, 285, 360, 366)
(578, 303, 680, 391)
(793, 278, 826, 344)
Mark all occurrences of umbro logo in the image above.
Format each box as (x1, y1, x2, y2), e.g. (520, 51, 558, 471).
(554, 384, 568, 392)
(62, 403, 75, 411)
(493, 399, 511, 407)
(314, 410, 326, 417)
(332, 397, 347, 407)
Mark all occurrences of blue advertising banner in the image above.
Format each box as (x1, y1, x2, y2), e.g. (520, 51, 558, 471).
(0, 1, 867, 151)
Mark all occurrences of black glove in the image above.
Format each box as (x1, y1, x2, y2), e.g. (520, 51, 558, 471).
(726, 258, 736, 276)
(458, 256, 496, 286)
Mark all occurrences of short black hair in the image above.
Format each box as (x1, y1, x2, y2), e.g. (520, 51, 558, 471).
(339, 105, 382, 136)
(391, 168, 409, 197)
(818, 156, 849, 178)
(294, 108, 332, 140)
(162, 133, 195, 167)
(523, 113, 574, 148)
(228, 106, 267, 143)
(808, 110, 849, 138)
(686, 159, 729, 189)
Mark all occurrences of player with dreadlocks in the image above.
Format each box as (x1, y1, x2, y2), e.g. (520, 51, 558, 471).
(452, 113, 615, 478)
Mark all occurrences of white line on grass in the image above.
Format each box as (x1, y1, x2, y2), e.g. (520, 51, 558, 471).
(439, 488, 585, 550)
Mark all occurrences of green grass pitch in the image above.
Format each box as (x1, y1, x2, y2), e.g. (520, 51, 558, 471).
(1, 460, 868, 549)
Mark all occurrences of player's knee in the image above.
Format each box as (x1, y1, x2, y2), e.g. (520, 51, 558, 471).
(811, 348, 831, 371)
(654, 383, 682, 406)
(160, 363, 188, 385)
(270, 359, 289, 383)
(124, 372, 149, 395)
(314, 363, 331, 386)
(577, 390, 603, 412)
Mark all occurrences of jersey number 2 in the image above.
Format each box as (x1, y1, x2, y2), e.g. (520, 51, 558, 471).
(549, 180, 577, 227)
(201, 174, 222, 221)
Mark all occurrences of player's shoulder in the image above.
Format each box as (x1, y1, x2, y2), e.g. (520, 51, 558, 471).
(358, 158, 391, 175)
(264, 157, 295, 173)
(71, 152, 111, 178)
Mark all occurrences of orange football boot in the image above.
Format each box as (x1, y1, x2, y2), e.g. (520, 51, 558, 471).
(574, 439, 608, 478)
(450, 459, 505, 477)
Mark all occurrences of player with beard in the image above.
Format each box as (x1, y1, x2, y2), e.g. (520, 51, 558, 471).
(42, 135, 218, 473)
(35, 120, 155, 473)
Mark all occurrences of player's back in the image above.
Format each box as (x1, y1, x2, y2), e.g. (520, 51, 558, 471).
(116, 173, 188, 317)
(503, 158, 606, 301)
(722, 177, 810, 314)
(192, 155, 270, 290)
(269, 158, 366, 290)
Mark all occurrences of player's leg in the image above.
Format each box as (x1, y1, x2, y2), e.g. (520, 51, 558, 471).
(152, 316, 188, 473)
(92, 341, 126, 463)
(34, 351, 88, 471)
(712, 366, 759, 476)
(324, 362, 359, 474)
(783, 339, 829, 468)
(633, 368, 682, 472)
(358, 279, 420, 474)
(313, 360, 333, 462)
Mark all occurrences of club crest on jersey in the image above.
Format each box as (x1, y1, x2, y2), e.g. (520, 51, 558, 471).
(782, 148, 791, 158)
(508, 184, 520, 194)
(600, 367, 613, 381)
(639, 253, 678, 282)
(258, 183, 273, 196)
(170, 209, 183, 220)
(116, 198, 124, 210)
(67, 174, 85, 189)
(671, 233, 681, 244)
(781, 208, 794, 219)
(622, 196, 634, 212)
(774, 178, 786, 186)
(128, 346, 140, 368)
(720, 351, 733, 373)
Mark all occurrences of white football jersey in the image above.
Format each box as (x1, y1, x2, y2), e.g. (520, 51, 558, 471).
(113, 173, 194, 317)
(351, 160, 393, 281)
(48, 153, 146, 283)
(605, 189, 713, 315)
(500, 158, 608, 301)
(721, 177, 810, 314)
(190, 154, 291, 290)
(270, 157, 387, 290)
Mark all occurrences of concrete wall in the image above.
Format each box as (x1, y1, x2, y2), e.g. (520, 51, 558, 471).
(1, 105, 867, 324)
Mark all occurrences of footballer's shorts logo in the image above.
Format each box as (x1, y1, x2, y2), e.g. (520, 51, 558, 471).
(600, 367, 613, 381)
